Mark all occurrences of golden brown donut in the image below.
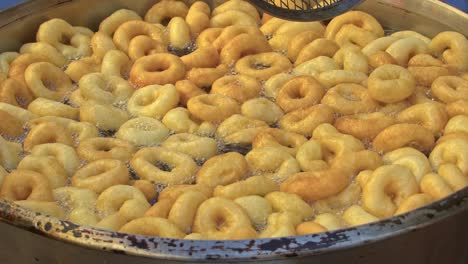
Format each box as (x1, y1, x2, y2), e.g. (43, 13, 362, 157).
(209, 10, 257, 28)
(213, 25, 263, 51)
(72, 159, 129, 194)
(0, 78, 34, 108)
(0, 169, 53, 201)
(8, 53, 54, 84)
(131, 180, 157, 202)
(0, 110, 23, 138)
(212, 0, 260, 22)
(295, 39, 340, 66)
(368, 51, 397, 68)
(407, 54, 450, 87)
(144, 0, 189, 24)
(168, 190, 209, 233)
(185, 1, 211, 36)
(446, 100, 468, 117)
(235, 52, 292, 81)
(368, 64, 416, 104)
(276, 76, 325, 113)
(397, 102, 448, 136)
(113, 21, 165, 53)
(17, 155, 67, 189)
(175, 80, 207, 106)
(288, 30, 322, 62)
(220, 33, 272, 64)
(325, 11, 384, 40)
(296, 221, 327, 235)
(145, 198, 174, 218)
(64, 56, 101, 83)
(362, 165, 419, 218)
(213, 176, 278, 199)
(372, 123, 435, 153)
(130, 147, 198, 185)
(77, 137, 136, 162)
(430, 31, 468, 72)
(23, 122, 74, 151)
(196, 152, 248, 187)
(187, 94, 240, 122)
(186, 64, 229, 88)
(279, 104, 334, 137)
(130, 54, 186, 88)
(252, 128, 307, 156)
(321, 83, 379, 115)
(216, 114, 269, 145)
(128, 35, 167, 61)
(181, 46, 219, 70)
(196, 28, 223, 48)
(211, 74, 262, 103)
(158, 183, 213, 202)
(431, 76, 468, 103)
(193, 197, 257, 239)
(24, 62, 73, 101)
(167, 17, 192, 49)
(280, 168, 350, 201)
(120, 217, 185, 238)
(334, 112, 396, 140)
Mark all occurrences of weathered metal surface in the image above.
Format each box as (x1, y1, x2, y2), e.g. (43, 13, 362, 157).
(0, 0, 467, 263)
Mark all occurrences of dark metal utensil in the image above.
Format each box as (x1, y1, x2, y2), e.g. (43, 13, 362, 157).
(246, 0, 364, 21)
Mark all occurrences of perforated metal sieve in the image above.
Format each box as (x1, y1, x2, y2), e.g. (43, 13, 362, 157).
(246, 0, 364, 21)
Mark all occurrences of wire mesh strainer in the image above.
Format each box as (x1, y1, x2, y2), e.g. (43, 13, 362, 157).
(247, 0, 364, 21)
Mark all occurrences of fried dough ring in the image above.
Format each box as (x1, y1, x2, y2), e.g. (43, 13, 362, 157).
(211, 74, 262, 103)
(276, 76, 325, 113)
(280, 168, 350, 201)
(334, 112, 396, 140)
(17, 155, 67, 189)
(187, 94, 240, 122)
(24, 62, 73, 101)
(128, 35, 167, 61)
(72, 159, 129, 194)
(0, 78, 34, 108)
(220, 33, 271, 64)
(196, 152, 248, 187)
(0, 170, 53, 201)
(127, 84, 179, 119)
(23, 121, 74, 151)
(144, 0, 189, 23)
(321, 83, 379, 115)
(193, 197, 257, 239)
(431, 76, 468, 103)
(362, 165, 419, 218)
(130, 54, 186, 88)
(295, 39, 340, 66)
(120, 217, 185, 238)
(181, 46, 219, 70)
(186, 64, 229, 88)
(116, 117, 170, 147)
(213, 175, 278, 199)
(130, 147, 198, 184)
(0, 110, 23, 138)
(430, 31, 468, 71)
(252, 128, 307, 156)
(397, 102, 448, 136)
(241, 97, 284, 125)
(372, 123, 435, 153)
(235, 52, 292, 81)
(325, 11, 384, 40)
(185, 1, 211, 36)
(77, 137, 135, 162)
(368, 64, 416, 103)
(114, 20, 165, 53)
